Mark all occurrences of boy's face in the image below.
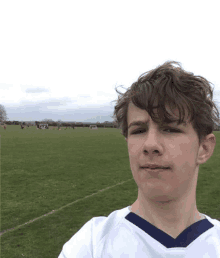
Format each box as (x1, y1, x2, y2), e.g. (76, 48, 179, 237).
(125, 101, 216, 203)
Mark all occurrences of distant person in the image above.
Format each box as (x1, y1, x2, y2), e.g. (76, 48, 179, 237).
(58, 61, 220, 258)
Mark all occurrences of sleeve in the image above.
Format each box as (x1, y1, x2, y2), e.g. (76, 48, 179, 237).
(58, 218, 94, 258)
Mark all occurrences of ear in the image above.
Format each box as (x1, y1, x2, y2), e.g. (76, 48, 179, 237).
(196, 133, 216, 165)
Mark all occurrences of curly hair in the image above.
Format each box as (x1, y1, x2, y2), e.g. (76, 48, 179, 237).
(111, 61, 220, 145)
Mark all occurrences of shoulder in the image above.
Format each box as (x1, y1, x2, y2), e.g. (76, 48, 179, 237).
(203, 214, 220, 237)
(58, 206, 130, 258)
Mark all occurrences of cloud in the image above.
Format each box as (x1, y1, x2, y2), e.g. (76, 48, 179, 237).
(25, 87, 50, 94)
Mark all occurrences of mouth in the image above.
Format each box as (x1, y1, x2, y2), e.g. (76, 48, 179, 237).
(141, 167, 170, 171)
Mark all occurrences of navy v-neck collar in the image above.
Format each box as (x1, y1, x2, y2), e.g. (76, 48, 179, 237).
(125, 212, 214, 248)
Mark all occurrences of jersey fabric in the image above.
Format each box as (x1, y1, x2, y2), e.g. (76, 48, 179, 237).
(58, 206, 220, 257)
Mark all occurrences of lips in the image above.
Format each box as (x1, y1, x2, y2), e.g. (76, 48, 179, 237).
(141, 167, 170, 174)
(141, 167, 170, 169)
(142, 167, 170, 170)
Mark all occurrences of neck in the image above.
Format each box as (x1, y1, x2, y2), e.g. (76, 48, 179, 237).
(130, 194, 205, 238)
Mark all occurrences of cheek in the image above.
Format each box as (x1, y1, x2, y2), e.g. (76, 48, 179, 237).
(127, 145, 139, 161)
(128, 141, 141, 153)
(171, 142, 198, 168)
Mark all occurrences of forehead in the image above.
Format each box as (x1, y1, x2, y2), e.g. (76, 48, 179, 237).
(127, 101, 190, 126)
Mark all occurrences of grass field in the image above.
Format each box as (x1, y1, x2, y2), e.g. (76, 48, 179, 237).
(1, 125, 220, 257)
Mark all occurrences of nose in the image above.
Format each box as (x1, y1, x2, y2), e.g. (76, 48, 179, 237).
(141, 129, 163, 155)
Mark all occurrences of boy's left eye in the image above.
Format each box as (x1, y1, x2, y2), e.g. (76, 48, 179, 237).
(164, 128, 181, 133)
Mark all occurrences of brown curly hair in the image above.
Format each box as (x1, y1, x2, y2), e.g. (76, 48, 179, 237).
(111, 60, 220, 145)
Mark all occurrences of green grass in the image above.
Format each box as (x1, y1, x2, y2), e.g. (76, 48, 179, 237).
(0, 125, 220, 257)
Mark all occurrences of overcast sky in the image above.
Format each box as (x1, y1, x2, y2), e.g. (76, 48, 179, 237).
(0, 0, 220, 123)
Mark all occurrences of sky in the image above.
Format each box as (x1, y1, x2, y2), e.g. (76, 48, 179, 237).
(0, 0, 220, 124)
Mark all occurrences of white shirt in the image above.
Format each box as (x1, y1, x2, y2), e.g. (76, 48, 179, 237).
(58, 206, 220, 257)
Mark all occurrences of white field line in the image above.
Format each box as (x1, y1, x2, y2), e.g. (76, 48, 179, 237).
(0, 178, 133, 236)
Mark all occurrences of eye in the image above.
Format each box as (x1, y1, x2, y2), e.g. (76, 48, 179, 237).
(131, 129, 145, 134)
(164, 128, 181, 133)
(131, 128, 181, 134)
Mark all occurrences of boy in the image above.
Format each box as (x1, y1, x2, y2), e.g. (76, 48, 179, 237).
(58, 61, 220, 257)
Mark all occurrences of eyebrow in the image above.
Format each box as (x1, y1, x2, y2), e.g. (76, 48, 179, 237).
(128, 120, 187, 129)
